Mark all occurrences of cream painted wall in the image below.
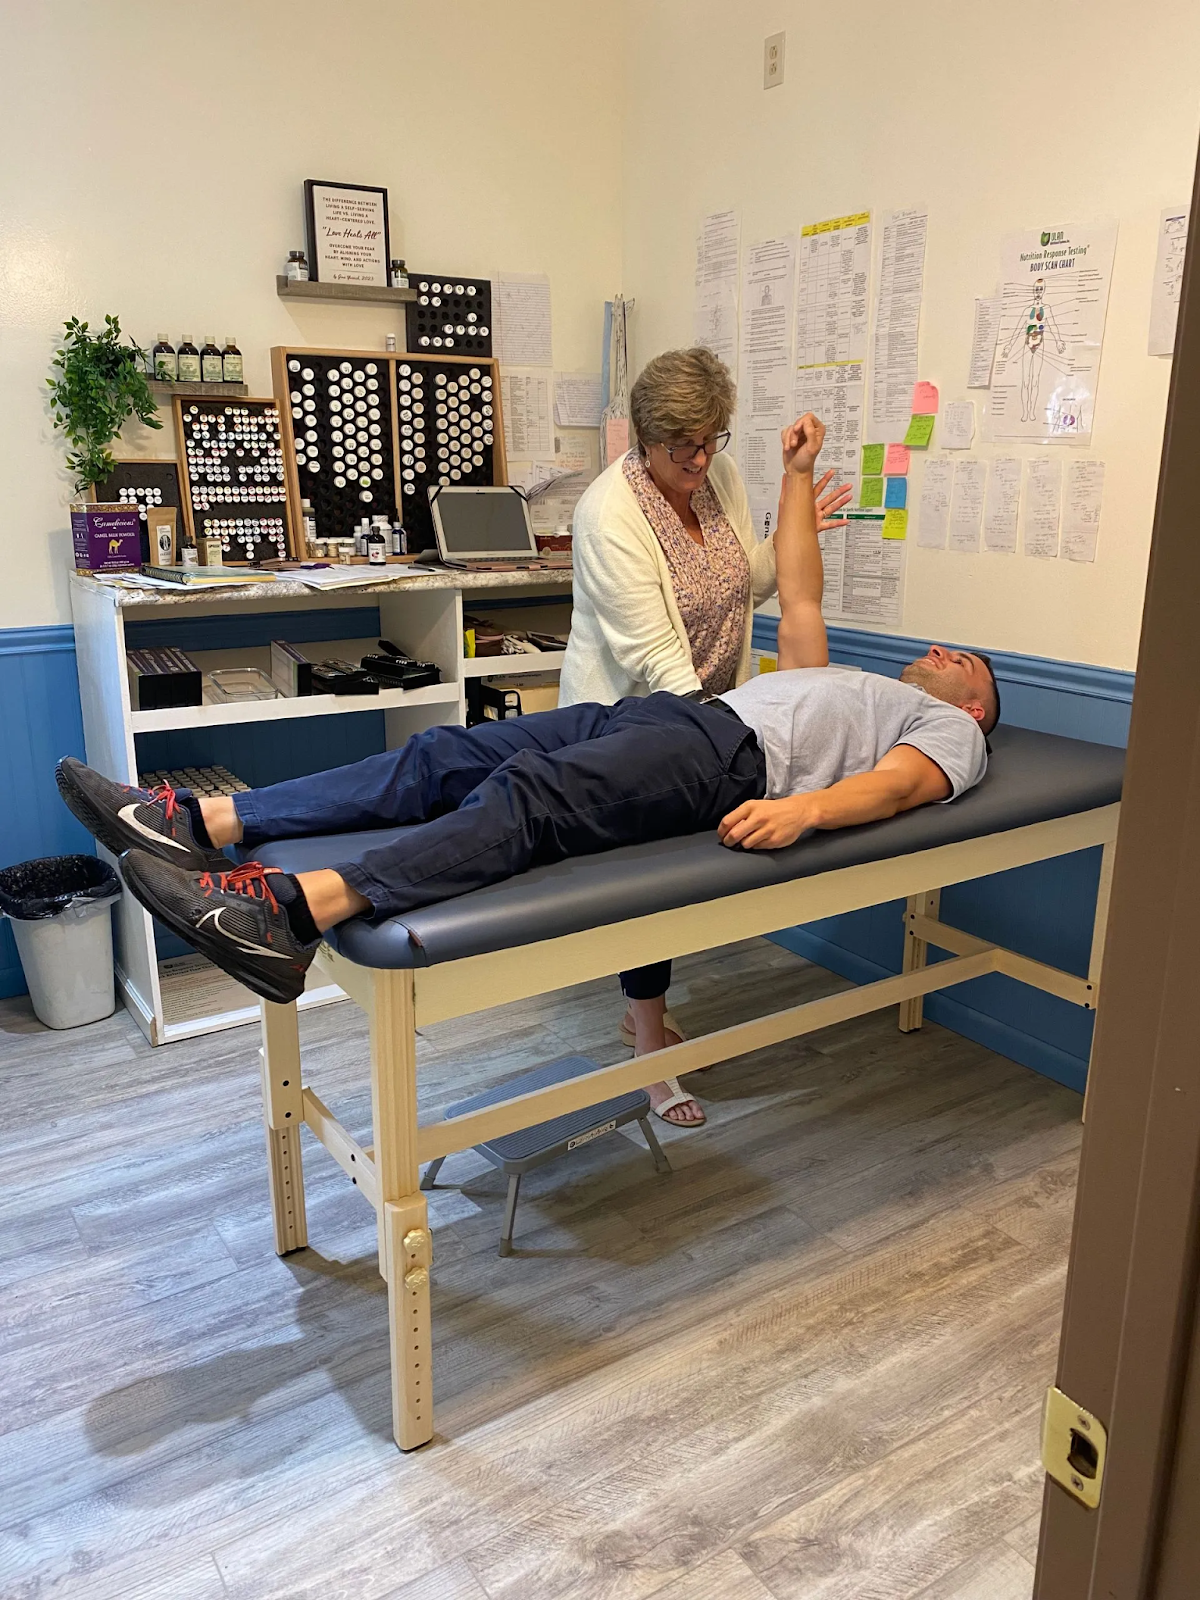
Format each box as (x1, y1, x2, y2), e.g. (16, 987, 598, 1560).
(621, 0, 1200, 669)
(0, 0, 623, 627)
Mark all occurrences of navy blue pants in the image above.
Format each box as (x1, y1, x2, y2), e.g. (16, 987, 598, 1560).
(234, 694, 766, 926)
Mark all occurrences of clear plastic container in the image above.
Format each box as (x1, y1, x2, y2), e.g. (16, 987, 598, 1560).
(203, 667, 279, 703)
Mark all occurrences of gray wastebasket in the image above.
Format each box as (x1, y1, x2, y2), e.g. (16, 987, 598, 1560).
(0, 855, 121, 1029)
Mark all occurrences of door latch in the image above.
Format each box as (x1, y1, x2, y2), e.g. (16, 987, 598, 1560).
(1042, 1386, 1107, 1509)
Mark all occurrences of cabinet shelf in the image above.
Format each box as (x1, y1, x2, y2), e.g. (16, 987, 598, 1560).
(276, 276, 417, 306)
(149, 379, 249, 399)
(131, 679, 459, 734)
(461, 651, 566, 678)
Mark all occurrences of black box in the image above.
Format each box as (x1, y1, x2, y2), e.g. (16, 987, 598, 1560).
(126, 647, 203, 711)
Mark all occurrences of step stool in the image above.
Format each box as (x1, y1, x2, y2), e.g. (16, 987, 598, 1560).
(421, 1054, 672, 1255)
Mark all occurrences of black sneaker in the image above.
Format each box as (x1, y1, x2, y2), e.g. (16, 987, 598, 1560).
(120, 851, 318, 1005)
(56, 757, 233, 871)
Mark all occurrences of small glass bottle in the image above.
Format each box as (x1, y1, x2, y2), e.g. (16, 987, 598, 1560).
(355, 519, 369, 557)
(384, 333, 397, 352)
(367, 523, 388, 565)
(200, 336, 223, 384)
(286, 250, 309, 282)
(222, 336, 243, 384)
(300, 498, 318, 557)
(391, 521, 406, 556)
(391, 259, 409, 289)
(177, 335, 201, 383)
(152, 334, 176, 381)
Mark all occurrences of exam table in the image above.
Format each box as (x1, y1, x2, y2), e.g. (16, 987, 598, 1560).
(251, 723, 1123, 1450)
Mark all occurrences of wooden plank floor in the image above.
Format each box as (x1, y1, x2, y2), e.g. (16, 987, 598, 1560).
(0, 936, 1080, 1600)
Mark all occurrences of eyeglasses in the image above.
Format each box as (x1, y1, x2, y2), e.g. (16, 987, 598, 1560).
(661, 432, 731, 463)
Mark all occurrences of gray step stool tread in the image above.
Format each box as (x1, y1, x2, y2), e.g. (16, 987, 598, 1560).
(445, 1054, 650, 1165)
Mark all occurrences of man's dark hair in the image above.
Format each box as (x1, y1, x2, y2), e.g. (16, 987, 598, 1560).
(974, 651, 1001, 736)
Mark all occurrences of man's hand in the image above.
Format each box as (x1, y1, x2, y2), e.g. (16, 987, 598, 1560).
(815, 467, 853, 533)
(718, 796, 816, 851)
(782, 413, 825, 478)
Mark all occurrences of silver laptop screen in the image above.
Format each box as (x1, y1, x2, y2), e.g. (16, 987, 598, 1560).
(432, 487, 537, 560)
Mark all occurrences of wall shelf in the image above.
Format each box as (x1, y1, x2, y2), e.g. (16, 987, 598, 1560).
(149, 379, 249, 399)
(462, 651, 566, 678)
(276, 276, 418, 306)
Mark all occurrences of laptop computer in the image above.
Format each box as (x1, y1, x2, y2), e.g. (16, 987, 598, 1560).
(430, 485, 573, 572)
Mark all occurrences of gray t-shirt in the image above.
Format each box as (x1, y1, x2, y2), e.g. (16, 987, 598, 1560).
(717, 666, 988, 801)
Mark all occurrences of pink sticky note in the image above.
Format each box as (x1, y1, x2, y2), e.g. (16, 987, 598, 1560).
(884, 443, 911, 475)
(912, 381, 939, 414)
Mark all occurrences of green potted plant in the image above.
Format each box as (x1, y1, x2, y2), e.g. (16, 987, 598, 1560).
(47, 314, 165, 569)
(47, 313, 162, 490)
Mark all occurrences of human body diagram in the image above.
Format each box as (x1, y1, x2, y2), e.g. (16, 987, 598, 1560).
(1001, 277, 1066, 422)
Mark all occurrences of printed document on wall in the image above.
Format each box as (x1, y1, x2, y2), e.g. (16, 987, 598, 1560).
(794, 361, 865, 504)
(1149, 205, 1189, 356)
(869, 207, 928, 443)
(916, 458, 953, 549)
(1024, 458, 1062, 558)
(983, 458, 1022, 553)
(968, 296, 1001, 388)
(1062, 460, 1104, 562)
(986, 222, 1117, 444)
(694, 209, 740, 372)
(495, 273, 553, 367)
(554, 372, 603, 429)
(737, 234, 797, 540)
(796, 212, 870, 368)
(500, 369, 553, 458)
(822, 509, 904, 628)
(948, 460, 987, 553)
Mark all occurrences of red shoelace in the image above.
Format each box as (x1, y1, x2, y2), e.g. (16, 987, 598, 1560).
(198, 862, 281, 913)
(146, 780, 181, 822)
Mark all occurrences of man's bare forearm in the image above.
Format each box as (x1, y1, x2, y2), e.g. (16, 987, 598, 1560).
(775, 471, 828, 670)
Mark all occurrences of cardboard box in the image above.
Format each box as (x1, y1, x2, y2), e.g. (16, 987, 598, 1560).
(147, 507, 178, 567)
(71, 502, 141, 572)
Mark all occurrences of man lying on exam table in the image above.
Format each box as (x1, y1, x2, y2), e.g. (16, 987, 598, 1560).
(56, 415, 1000, 1031)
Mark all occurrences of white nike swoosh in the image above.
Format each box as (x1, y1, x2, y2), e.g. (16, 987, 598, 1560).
(118, 804, 190, 851)
(196, 907, 294, 958)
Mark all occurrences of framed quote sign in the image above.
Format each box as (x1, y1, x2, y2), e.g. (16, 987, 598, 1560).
(303, 179, 391, 286)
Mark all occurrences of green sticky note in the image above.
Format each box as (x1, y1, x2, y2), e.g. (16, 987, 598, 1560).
(903, 413, 936, 448)
(861, 443, 885, 475)
(882, 508, 908, 540)
(859, 475, 884, 507)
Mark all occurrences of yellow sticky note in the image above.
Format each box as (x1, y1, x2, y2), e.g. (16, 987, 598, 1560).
(882, 508, 908, 540)
(859, 476, 884, 507)
(756, 653, 777, 674)
(861, 443, 885, 476)
(903, 414, 936, 448)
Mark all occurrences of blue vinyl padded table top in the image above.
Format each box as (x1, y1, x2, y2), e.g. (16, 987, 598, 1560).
(248, 724, 1123, 971)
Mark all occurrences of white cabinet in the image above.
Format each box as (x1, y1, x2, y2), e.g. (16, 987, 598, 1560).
(70, 571, 570, 1044)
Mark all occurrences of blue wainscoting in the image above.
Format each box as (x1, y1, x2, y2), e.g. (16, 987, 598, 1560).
(753, 617, 1133, 1092)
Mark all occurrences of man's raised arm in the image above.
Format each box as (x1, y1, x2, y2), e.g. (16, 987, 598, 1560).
(775, 413, 830, 670)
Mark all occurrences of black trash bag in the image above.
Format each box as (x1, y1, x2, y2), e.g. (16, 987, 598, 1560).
(0, 854, 121, 921)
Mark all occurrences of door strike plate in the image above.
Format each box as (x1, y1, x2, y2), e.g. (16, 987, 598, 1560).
(1042, 1385, 1107, 1509)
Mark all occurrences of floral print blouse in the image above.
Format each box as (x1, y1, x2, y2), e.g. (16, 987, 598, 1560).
(622, 451, 750, 694)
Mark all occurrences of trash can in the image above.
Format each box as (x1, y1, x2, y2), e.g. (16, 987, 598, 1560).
(0, 855, 121, 1029)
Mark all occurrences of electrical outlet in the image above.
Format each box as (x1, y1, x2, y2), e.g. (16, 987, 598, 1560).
(764, 31, 785, 89)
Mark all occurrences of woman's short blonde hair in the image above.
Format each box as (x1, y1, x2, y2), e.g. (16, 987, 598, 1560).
(629, 347, 735, 451)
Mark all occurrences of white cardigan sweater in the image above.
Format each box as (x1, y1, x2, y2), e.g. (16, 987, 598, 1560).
(559, 452, 777, 707)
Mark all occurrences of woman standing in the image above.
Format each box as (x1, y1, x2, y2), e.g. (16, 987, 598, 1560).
(560, 347, 848, 1126)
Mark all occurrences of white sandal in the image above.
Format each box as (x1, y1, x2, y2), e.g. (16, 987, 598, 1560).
(619, 1008, 685, 1049)
(652, 1077, 706, 1127)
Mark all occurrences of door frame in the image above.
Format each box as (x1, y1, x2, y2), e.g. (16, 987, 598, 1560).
(1036, 134, 1200, 1597)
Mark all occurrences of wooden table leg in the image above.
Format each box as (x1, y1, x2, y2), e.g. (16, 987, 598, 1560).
(260, 1000, 308, 1254)
(899, 889, 941, 1033)
(370, 968, 434, 1450)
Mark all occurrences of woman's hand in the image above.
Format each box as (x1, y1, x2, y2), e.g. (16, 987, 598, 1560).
(815, 468, 853, 533)
(781, 412, 825, 478)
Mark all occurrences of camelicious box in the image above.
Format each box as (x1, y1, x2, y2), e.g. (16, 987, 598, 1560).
(71, 501, 141, 572)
